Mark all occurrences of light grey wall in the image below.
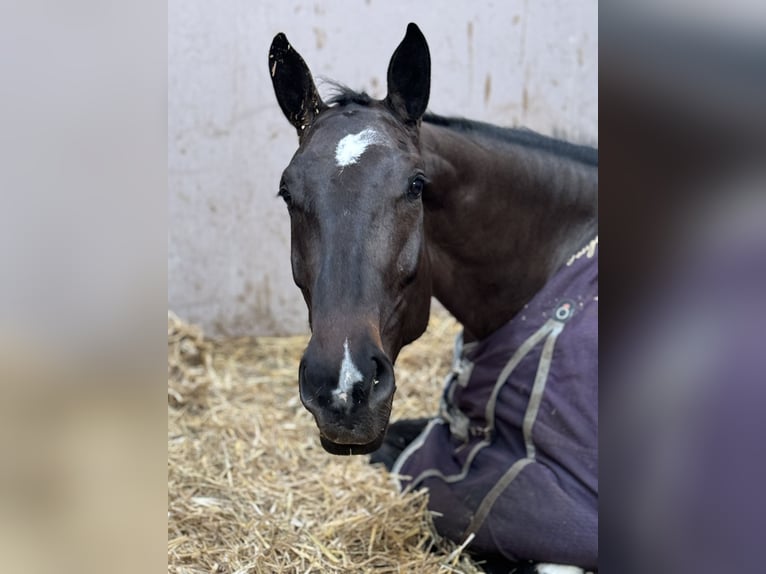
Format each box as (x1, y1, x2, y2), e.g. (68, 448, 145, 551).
(169, 0, 598, 336)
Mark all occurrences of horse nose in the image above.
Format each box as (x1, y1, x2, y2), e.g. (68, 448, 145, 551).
(298, 336, 395, 446)
(299, 338, 394, 415)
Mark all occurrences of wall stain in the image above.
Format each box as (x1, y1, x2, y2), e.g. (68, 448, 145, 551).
(484, 74, 492, 105)
(369, 76, 383, 98)
(313, 27, 326, 50)
(467, 21, 474, 90)
(519, 0, 528, 65)
(230, 276, 287, 336)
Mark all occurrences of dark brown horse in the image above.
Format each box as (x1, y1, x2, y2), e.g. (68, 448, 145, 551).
(269, 23, 598, 572)
(269, 23, 597, 455)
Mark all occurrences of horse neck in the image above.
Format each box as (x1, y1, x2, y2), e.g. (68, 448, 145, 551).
(420, 121, 598, 341)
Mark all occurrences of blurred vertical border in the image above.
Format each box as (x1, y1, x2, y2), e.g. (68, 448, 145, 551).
(0, 2, 167, 573)
(600, 3, 766, 573)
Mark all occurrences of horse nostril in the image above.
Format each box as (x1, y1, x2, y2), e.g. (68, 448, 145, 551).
(316, 394, 330, 408)
(369, 353, 395, 407)
(299, 359, 326, 416)
(372, 358, 384, 386)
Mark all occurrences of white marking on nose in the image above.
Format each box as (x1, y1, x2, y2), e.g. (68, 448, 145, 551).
(335, 128, 383, 167)
(334, 338, 364, 403)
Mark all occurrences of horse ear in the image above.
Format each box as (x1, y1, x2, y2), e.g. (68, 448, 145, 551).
(385, 23, 431, 125)
(269, 33, 325, 136)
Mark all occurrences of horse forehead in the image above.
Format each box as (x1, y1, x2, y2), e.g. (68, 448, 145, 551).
(322, 122, 394, 163)
(308, 109, 400, 155)
(334, 128, 388, 167)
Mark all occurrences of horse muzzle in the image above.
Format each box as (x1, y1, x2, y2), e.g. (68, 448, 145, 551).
(298, 335, 396, 455)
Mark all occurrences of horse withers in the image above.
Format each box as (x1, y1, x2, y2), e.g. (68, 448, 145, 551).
(268, 23, 597, 572)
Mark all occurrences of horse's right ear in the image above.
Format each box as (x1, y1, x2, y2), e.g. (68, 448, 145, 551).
(385, 23, 431, 125)
(269, 33, 325, 137)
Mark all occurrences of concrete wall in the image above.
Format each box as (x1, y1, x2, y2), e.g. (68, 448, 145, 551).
(168, 0, 598, 337)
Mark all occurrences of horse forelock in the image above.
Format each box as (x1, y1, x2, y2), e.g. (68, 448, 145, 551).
(324, 82, 374, 108)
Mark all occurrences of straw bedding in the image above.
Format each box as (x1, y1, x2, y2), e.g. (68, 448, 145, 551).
(168, 307, 487, 573)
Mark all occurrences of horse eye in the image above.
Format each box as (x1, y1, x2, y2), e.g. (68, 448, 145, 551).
(407, 176, 425, 200)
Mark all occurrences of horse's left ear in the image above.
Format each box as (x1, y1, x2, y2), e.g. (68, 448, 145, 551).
(269, 33, 326, 137)
(385, 23, 431, 125)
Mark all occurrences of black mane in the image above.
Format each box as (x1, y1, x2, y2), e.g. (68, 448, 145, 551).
(422, 113, 598, 167)
(325, 83, 374, 107)
(325, 85, 598, 167)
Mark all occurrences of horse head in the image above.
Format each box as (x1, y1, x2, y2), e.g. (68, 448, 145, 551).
(269, 24, 433, 454)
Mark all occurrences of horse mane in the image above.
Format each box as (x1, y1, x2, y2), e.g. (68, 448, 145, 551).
(422, 114, 598, 167)
(324, 83, 375, 107)
(324, 84, 598, 167)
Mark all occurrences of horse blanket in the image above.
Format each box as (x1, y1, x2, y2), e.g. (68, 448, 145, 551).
(392, 238, 598, 569)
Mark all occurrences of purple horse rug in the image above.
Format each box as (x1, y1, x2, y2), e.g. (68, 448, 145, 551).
(393, 238, 598, 569)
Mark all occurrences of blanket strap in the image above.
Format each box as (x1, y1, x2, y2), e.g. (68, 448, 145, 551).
(463, 300, 573, 539)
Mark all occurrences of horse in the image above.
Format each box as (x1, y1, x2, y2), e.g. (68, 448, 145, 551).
(268, 23, 598, 573)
